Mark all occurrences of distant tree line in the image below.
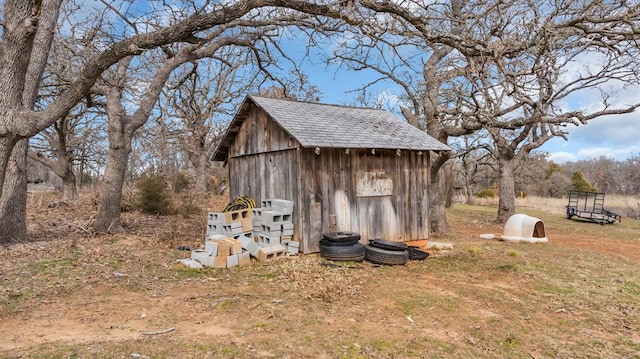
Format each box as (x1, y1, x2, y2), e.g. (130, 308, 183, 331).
(454, 151, 640, 201)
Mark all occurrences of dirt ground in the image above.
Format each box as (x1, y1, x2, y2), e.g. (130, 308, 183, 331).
(1, 192, 638, 358)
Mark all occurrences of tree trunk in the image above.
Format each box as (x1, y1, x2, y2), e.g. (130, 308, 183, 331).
(62, 169, 77, 201)
(427, 148, 452, 235)
(0, 136, 18, 195)
(465, 185, 474, 205)
(429, 169, 451, 234)
(194, 151, 209, 193)
(0, 0, 64, 243)
(94, 134, 130, 234)
(0, 140, 28, 243)
(497, 158, 517, 223)
(76, 157, 84, 189)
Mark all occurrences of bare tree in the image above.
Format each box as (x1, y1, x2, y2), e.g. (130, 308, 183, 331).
(163, 53, 262, 193)
(332, 0, 640, 225)
(29, 111, 79, 201)
(0, 0, 348, 241)
(457, 0, 640, 222)
(0, 0, 64, 242)
(92, 14, 321, 233)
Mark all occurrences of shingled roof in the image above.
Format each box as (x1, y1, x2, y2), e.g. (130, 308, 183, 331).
(212, 95, 450, 161)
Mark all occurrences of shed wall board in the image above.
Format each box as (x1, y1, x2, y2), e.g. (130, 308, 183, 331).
(298, 148, 430, 253)
(230, 110, 297, 157)
(225, 105, 431, 254)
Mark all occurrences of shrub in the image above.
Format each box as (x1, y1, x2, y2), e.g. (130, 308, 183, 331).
(179, 194, 203, 217)
(571, 171, 596, 192)
(173, 172, 190, 193)
(476, 189, 496, 198)
(134, 175, 171, 215)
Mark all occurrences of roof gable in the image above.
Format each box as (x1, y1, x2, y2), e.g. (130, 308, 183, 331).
(212, 95, 450, 161)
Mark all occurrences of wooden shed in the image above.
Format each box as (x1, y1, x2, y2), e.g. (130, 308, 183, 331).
(212, 95, 450, 253)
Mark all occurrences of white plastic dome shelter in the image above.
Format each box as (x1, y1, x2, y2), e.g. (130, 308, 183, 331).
(500, 214, 548, 243)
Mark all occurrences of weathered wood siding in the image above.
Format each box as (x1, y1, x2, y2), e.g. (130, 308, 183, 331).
(226, 106, 431, 254)
(227, 108, 303, 242)
(299, 148, 430, 253)
(229, 108, 297, 157)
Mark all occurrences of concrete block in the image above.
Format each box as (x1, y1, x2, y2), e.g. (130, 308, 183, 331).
(260, 211, 283, 226)
(217, 241, 231, 257)
(214, 256, 227, 269)
(238, 251, 251, 266)
(282, 229, 294, 236)
(210, 223, 231, 235)
(233, 232, 253, 240)
(229, 222, 244, 235)
(251, 209, 262, 226)
(281, 222, 294, 230)
(207, 212, 226, 224)
(238, 235, 254, 249)
(261, 200, 272, 209)
(226, 254, 239, 268)
(191, 249, 206, 261)
(224, 208, 251, 223)
(198, 254, 216, 267)
(220, 224, 233, 235)
(246, 240, 260, 257)
(287, 241, 300, 254)
(260, 224, 281, 237)
(258, 234, 281, 246)
(206, 224, 218, 235)
(204, 240, 218, 256)
(206, 234, 228, 241)
(191, 250, 216, 267)
(239, 217, 253, 232)
(256, 244, 286, 262)
(224, 239, 243, 255)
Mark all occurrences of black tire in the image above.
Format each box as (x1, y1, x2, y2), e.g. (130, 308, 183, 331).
(407, 246, 429, 260)
(364, 245, 408, 265)
(322, 232, 361, 245)
(566, 207, 574, 219)
(319, 238, 360, 247)
(320, 243, 365, 262)
(368, 238, 408, 251)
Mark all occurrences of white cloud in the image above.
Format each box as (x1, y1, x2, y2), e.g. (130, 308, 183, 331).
(565, 112, 639, 148)
(547, 143, 640, 163)
(376, 90, 402, 109)
(547, 151, 577, 163)
(576, 145, 640, 159)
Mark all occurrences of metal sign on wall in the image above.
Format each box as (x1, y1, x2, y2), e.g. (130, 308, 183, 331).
(356, 171, 393, 197)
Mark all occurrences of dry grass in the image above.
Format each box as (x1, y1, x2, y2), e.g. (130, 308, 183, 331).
(0, 191, 639, 358)
(471, 194, 640, 218)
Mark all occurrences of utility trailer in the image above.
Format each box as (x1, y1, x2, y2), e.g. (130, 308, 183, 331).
(566, 190, 621, 224)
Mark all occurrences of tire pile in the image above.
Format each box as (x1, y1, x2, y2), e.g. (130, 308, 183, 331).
(320, 232, 429, 265)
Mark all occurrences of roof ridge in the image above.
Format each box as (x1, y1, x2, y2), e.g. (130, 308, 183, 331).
(248, 94, 388, 112)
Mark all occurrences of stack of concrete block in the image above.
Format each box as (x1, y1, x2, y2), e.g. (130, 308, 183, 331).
(206, 209, 253, 238)
(189, 208, 255, 268)
(252, 198, 299, 258)
(190, 234, 251, 268)
(191, 199, 298, 267)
